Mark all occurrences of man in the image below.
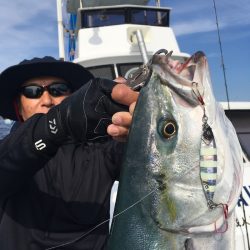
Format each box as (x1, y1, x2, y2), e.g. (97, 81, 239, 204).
(0, 56, 138, 249)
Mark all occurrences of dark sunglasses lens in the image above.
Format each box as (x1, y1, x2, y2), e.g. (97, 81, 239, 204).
(48, 83, 71, 97)
(22, 86, 43, 98)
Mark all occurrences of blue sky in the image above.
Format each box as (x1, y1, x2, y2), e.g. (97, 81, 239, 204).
(168, 0, 250, 102)
(0, 0, 249, 101)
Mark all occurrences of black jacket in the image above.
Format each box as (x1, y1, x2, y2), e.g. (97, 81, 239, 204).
(0, 115, 123, 250)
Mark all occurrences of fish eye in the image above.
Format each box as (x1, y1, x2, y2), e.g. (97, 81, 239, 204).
(161, 120, 177, 139)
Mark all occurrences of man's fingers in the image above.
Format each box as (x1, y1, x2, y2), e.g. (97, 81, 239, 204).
(129, 102, 136, 116)
(112, 112, 132, 128)
(111, 84, 139, 106)
(114, 77, 127, 84)
(108, 80, 138, 142)
(107, 124, 129, 137)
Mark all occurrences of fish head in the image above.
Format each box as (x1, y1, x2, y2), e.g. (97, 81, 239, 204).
(143, 52, 205, 228)
(108, 51, 243, 248)
(134, 51, 243, 231)
(147, 51, 208, 172)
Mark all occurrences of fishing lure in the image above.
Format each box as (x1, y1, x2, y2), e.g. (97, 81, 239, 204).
(200, 114, 218, 209)
(192, 81, 219, 209)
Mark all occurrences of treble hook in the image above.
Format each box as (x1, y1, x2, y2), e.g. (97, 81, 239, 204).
(192, 81, 204, 105)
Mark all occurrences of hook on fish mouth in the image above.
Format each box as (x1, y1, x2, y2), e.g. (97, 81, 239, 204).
(192, 51, 206, 63)
(125, 49, 173, 91)
(151, 49, 173, 64)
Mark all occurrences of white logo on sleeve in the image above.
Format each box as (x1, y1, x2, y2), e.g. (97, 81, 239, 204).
(49, 118, 58, 134)
(35, 139, 46, 150)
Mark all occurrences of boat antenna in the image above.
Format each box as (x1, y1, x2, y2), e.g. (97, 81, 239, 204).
(68, 14, 77, 61)
(156, 0, 161, 7)
(212, 0, 230, 109)
(56, 0, 65, 60)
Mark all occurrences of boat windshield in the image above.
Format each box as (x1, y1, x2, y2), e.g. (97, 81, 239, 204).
(86, 65, 116, 79)
(225, 110, 250, 161)
(80, 6, 169, 28)
(86, 63, 142, 80)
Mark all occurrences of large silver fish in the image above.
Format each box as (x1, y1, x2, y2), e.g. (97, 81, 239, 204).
(108, 51, 243, 249)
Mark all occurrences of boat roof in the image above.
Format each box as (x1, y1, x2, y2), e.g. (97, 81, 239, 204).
(220, 102, 250, 110)
(66, 0, 169, 13)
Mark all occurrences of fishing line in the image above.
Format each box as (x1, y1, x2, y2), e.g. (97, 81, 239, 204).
(236, 216, 247, 250)
(242, 200, 250, 250)
(45, 189, 159, 250)
(212, 0, 231, 110)
(45, 159, 200, 249)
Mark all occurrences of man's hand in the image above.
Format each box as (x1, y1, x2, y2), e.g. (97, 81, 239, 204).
(108, 78, 139, 141)
(33, 77, 139, 152)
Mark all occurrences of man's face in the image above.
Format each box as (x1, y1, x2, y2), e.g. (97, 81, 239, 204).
(19, 76, 71, 121)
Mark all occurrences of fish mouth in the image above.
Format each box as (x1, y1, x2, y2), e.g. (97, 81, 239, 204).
(151, 51, 206, 108)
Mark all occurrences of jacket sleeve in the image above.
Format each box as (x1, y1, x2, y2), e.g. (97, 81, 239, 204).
(104, 139, 125, 181)
(0, 113, 66, 199)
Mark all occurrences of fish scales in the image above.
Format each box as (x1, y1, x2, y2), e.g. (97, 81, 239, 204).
(107, 51, 243, 250)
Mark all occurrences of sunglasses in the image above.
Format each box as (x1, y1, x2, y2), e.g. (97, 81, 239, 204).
(21, 82, 72, 99)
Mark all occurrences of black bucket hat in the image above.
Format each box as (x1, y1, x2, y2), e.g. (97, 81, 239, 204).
(0, 56, 94, 120)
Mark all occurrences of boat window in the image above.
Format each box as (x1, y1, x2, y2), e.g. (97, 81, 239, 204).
(130, 9, 169, 26)
(82, 9, 125, 28)
(86, 65, 115, 79)
(80, 7, 170, 28)
(225, 110, 250, 160)
(238, 133, 250, 160)
(117, 63, 142, 79)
